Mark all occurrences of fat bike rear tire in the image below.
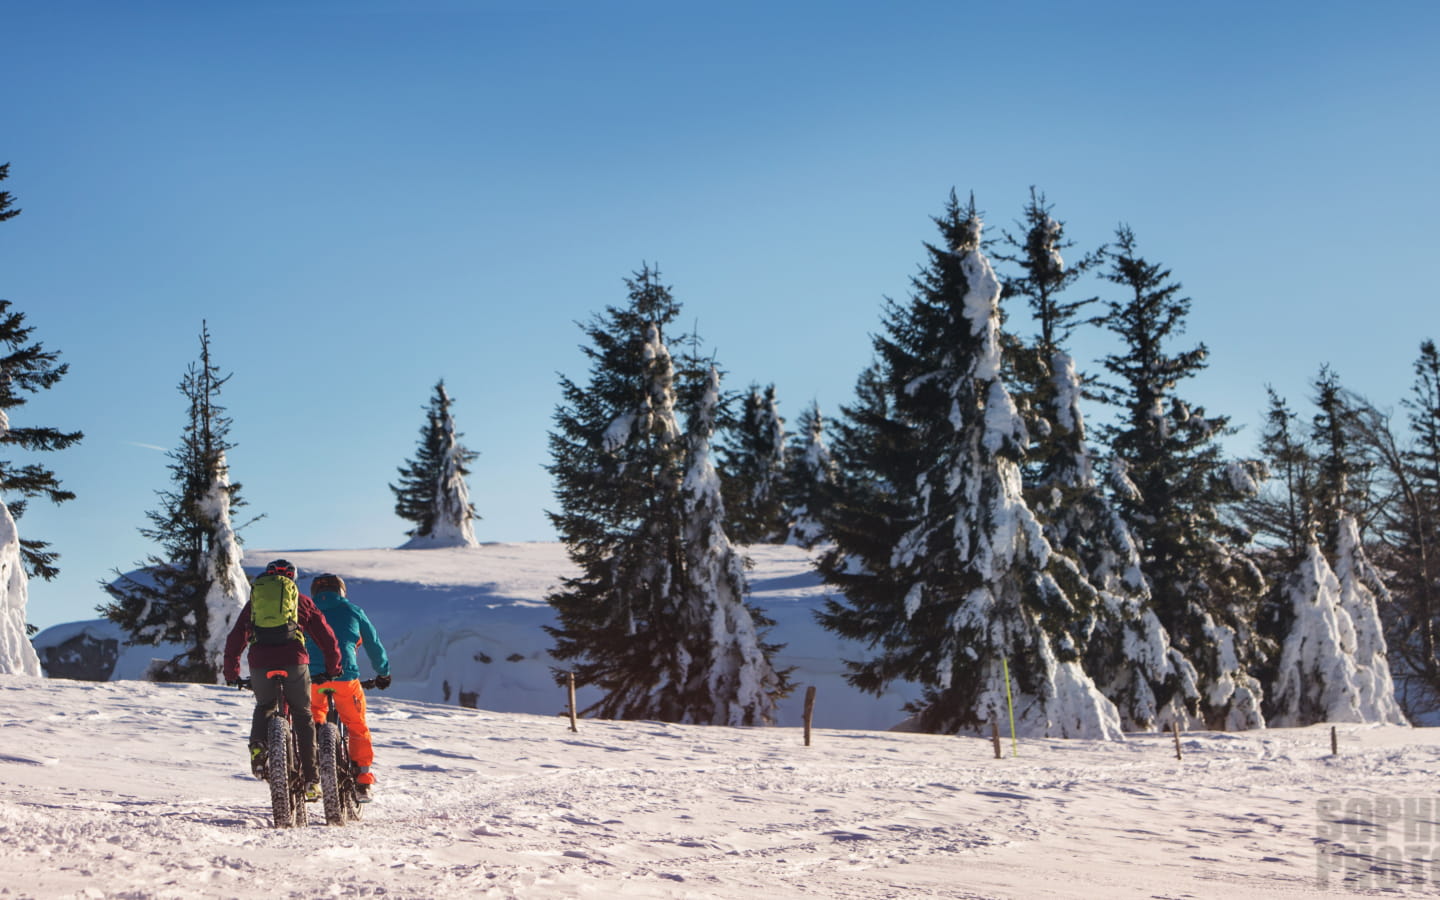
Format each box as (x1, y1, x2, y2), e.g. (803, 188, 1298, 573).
(318, 722, 346, 825)
(266, 716, 294, 828)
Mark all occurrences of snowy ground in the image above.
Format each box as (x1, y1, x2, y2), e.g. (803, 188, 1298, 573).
(3, 675, 1438, 899)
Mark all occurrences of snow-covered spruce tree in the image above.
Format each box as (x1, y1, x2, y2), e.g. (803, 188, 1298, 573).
(1246, 389, 1314, 696)
(0, 500, 33, 676)
(391, 380, 479, 548)
(1332, 514, 1405, 723)
(678, 366, 792, 724)
(1096, 226, 1266, 730)
(101, 323, 248, 683)
(0, 163, 84, 675)
(995, 191, 1194, 731)
(781, 400, 837, 548)
(1247, 382, 1378, 727)
(1266, 536, 1364, 726)
(1246, 374, 1403, 726)
(717, 383, 789, 544)
(0, 168, 84, 585)
(816, 193, 1122, 739)
(546, 266, 790, 723)
(1307, 370, 1402, 722)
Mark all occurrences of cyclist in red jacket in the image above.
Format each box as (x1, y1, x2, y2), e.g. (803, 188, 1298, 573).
(223, 559, 343, 795)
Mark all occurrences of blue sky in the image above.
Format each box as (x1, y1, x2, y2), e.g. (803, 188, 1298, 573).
(6, 0, 1437, 631)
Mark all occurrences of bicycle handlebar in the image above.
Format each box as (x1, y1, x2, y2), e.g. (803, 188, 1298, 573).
(233, 676, 378, 691)
(316, 678, 378, 690)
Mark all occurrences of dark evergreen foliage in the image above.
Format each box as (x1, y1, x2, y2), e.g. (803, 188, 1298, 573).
(717, 383, 789, 544)
(546, 266, 789, 723)
(390, 380, 479, 542)
(1309, 367, 1374, 554)
(1096, 226, 1265, 729)
(101, 324, 245, 683)
(0, 163, 84, 582)
(1245, 389, 1315, 561)
(546, 267, 688, 719)
(779, 400, 836, 548)
(993, 192, 1190, 730)
(1351, 340, 1440, 714)
(993, 189, 1102, 508)
(1244, 388, 1314, 694)
(1245, 369, 1395, 723)
(816, 193, 1116, 736)
(814, 362, 924, 664)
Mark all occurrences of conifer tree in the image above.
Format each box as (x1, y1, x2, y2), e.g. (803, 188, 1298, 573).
(996, 191, 1193, 731)
(101, 324, 249, 683)
(1246, 372, 1403, 725)
(1388, 343, 1440, 710)
(1305, 370, 1397, 722)
(1309, 368, 1375, 552)
(546, 266, 789, 723)
(717, 383, 789, 544)
(391, 380, 479, 548)
(781, 400, 836, 548)
(1266, 537, 1364, 726)
(0, 163, 82, 675)
(817, 193, 1121, 738)
(817, 361, 924, 604)
(1096, 226, 1266, 730)
(1245, 389, 1314, 564)
(1346, 341, 1440, 714)
(0, 164, 84, 583)
(678, 366, 792, 724)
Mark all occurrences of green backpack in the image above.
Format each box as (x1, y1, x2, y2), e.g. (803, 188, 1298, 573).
(250, 573, 300, 645)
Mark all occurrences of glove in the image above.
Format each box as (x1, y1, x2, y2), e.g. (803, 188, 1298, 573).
(325, 671, 345, 683)
(374, 674, 391, 690)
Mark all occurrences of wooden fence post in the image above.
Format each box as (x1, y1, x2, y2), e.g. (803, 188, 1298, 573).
(1331, 725, 1338, 757)
(1172, 720, 1182, 761)
(803, 685, 817, 746)
(991, 718, 1002, 760)
(567, 672, 578, 733)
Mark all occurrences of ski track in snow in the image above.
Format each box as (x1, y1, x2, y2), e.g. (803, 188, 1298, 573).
(2, 676, 1438, 899)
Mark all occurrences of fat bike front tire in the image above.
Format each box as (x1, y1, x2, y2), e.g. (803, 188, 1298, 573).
(289, 726, 309, 827)
(318, 722, 346, 825)
(266, 716, 294, 828)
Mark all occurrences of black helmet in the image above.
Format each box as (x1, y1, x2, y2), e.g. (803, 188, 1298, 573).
(264, 559, 297, 580)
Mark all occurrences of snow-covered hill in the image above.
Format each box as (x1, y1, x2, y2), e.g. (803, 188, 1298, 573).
(1, 674, 1433, 898)
(34, 543, 923, 731)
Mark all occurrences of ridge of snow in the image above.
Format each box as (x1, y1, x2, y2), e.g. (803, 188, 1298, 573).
(35, 543, 922, 731)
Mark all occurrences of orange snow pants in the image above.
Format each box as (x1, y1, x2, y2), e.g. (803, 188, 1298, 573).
(311, 678, 375, 783)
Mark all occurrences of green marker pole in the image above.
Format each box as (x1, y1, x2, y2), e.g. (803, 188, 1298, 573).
(1002, 656, 1018, 757)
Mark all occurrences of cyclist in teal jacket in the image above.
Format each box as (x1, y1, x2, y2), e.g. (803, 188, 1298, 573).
(304, 573, 391, 799)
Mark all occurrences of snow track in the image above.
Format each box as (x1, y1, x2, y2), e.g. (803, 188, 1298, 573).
(3, 676, 1438, 898)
